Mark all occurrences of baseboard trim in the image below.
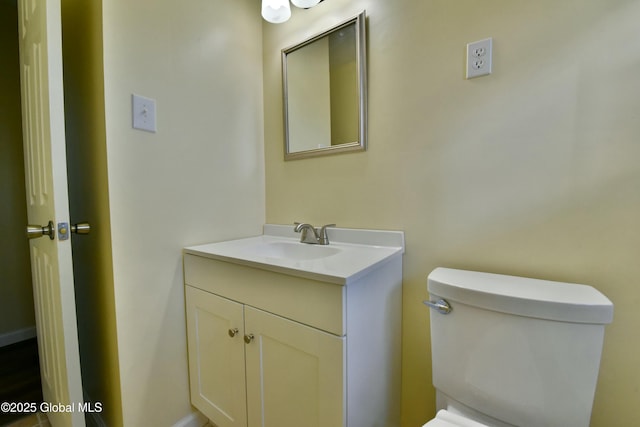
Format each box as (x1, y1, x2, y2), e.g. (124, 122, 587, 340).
(0, 326, 36, 348)
(173, 410, 208, 427)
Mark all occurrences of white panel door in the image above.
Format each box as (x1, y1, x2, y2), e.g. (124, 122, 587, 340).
(17, 0, 84, 426)
(244, 306, 346, 427)
(185, 286, 248, 427)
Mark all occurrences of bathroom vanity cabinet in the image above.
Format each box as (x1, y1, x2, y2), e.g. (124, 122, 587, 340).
(183, 226, 403, 427)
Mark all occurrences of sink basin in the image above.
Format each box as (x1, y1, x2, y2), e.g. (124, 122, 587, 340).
(247, 241, 342, 261)
(184, 224, 405, 284)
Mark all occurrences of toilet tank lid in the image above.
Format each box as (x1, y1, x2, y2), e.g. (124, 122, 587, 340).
(427, 268, 613, 324)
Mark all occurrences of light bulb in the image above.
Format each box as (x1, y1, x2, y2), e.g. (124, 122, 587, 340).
(262, 0, 291, 24)
(291, 0, 321, 8)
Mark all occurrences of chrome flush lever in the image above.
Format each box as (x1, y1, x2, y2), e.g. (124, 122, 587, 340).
(423, 299, 452, 314)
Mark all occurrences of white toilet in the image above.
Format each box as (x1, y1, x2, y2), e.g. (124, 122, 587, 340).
(423, 268, 613, 427)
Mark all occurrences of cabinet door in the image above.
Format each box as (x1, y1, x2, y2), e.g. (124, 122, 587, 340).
(185, 286, 247, 427)
(244, 307, 346, 427)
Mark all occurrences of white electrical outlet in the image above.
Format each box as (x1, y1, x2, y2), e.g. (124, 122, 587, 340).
(132, 94, 157, 132)
(466, 38, 492, 79)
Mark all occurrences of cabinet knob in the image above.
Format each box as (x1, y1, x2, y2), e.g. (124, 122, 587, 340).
(244, 333, 254, 344)
(228, 328, 239, 338)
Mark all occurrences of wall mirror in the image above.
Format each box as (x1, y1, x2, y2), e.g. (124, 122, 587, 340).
(282, 11, 367, 160)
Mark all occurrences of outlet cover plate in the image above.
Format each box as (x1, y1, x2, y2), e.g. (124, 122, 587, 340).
(466, 38, 492, 79)
(132, 94, 157, 132)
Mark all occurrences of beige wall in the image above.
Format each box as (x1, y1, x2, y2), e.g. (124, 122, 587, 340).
(100, 0, 265, 425)
(263, 1, 640, 426)
(0, 0, 34, 342)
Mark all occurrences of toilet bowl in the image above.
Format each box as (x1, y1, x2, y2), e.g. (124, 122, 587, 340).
(422, 268, 613, 427)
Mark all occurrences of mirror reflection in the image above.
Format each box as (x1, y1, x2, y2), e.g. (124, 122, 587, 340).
(282, 11, 367, 160)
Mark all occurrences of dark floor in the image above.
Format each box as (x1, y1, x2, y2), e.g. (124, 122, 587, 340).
(0, 338, 43, 426)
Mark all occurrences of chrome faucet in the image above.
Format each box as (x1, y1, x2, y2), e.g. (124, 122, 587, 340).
(294, 222, 336, 245)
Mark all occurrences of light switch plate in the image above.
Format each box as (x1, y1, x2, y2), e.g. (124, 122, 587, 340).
(132, 94, 157, 132)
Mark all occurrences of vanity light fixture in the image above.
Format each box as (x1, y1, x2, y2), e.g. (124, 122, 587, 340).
(262, 0, 322, 24)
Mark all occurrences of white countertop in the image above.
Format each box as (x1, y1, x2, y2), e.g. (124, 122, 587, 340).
(184, 224, 405, 285)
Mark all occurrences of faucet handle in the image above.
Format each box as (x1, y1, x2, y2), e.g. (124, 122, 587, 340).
(319, 224, 336, 244)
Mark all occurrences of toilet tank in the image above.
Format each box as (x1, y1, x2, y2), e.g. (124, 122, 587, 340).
(427, 268, 613, 427)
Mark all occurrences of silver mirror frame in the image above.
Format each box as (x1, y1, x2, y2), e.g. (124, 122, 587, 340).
(282, 11, 367, 161)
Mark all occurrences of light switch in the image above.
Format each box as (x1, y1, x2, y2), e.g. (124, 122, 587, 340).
(132, 94, 157, 132)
